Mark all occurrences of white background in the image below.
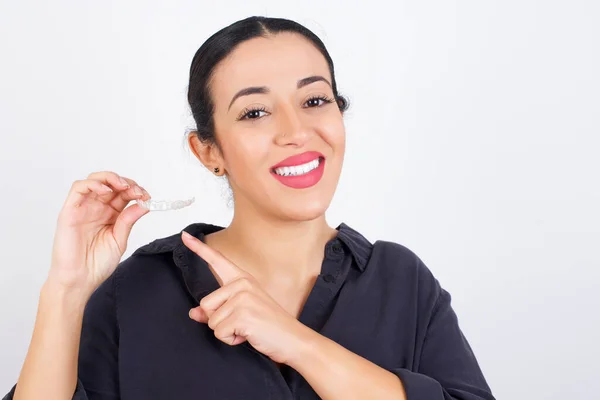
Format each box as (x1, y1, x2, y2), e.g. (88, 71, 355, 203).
(0, 1, 598, 399)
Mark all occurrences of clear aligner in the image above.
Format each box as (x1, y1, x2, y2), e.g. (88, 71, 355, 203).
(136, 197, 195, 211)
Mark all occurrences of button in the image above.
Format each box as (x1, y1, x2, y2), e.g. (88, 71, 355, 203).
(332, 243, 343, 254)
(323, 274, 335, 283)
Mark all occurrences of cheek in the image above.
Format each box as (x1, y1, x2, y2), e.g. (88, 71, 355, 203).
(221, 130, 273, 175)
(320, 115, 346, 151)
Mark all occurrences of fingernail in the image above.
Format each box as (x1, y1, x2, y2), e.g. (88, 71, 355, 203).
(189, 308, 198, 320)
(119, 177, 130, 187)
(182, 231, 192, 240)
(133, 186, 143, 197)
(140, 187, 150, 198)
(101, 184, 113, 192)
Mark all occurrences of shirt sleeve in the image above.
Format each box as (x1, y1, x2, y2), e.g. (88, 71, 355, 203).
(390, 259, 495, 400)
(3, 272, 121, 400)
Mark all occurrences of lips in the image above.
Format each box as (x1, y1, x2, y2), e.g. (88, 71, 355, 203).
(270, 157, 325, 189)
(269, 151, 327, 189)
(270, 151, 324, 170)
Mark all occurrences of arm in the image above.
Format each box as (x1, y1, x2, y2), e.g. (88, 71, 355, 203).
(10, 282, 90, 400)
(289, 326, 407, 400)
(182, 233, 494, 399)
(288, 261, 495, 400)
(6, 273, 120, 400)
(391, 284, 495, 400)
(4, 171, 146, 400)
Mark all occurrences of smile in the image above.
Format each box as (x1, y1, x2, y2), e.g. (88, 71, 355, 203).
(270, 151, 326, 189)
(272, 158, 321, 176)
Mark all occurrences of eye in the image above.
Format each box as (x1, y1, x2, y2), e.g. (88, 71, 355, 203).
(304, 95, 335, 108)
(238, 106, 269, 121)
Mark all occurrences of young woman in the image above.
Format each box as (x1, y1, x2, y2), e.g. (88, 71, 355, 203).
(6, 16, 495, 400)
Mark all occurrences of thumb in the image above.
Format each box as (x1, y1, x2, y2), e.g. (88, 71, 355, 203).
(189, 306, 209, 323)
(112, 204, 149, 252)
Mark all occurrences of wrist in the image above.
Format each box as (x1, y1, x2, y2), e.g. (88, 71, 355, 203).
(40, 279, 92, 310)
(285, 322, 323, 371)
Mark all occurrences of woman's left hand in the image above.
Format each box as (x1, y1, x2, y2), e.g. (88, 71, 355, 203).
(181, 231, 309, 365)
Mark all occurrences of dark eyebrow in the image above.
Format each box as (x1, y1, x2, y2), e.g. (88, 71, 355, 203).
(297, 75, 331, 89)
(228, 87, 270, 111)
(227, 76, 332, 111)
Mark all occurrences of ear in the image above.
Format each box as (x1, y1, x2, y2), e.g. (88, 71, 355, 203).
(188, 131, 225, 172)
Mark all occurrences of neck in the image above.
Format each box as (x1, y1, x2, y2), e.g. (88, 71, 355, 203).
(218, 208, 338, 283)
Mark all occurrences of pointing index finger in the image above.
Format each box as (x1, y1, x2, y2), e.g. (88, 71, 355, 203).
(181, 231, 244, 285)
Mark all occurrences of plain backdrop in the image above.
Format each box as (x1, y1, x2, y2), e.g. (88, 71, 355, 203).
(0, 1, 598, 399)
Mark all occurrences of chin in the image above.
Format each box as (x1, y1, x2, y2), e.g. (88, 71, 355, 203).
(277, 196, 331, 222)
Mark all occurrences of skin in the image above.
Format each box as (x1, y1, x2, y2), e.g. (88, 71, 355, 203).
(188, 32, 346, 318)
(186, 33, 408, 398)
(11, 33, 407, 399)
(13, 172, 151, 400)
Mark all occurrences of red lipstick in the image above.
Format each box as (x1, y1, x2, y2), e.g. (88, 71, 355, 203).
(270, 151, 325, 189)
(270, 151, 324, 169)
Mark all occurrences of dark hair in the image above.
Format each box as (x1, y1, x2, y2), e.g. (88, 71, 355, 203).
(187, 16, 349, 148)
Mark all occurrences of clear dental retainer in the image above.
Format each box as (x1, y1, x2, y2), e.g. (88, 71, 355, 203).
(136, 197, 195, 211)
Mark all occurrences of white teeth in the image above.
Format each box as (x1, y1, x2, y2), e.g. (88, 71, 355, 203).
(274, 158, 320, 177)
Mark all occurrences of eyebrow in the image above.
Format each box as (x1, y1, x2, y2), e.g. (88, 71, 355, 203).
(228, 75, 332, 111)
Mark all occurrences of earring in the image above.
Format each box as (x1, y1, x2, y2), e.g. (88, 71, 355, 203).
(213, 167, 220, 174)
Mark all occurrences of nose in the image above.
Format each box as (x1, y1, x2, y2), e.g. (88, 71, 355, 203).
(274, 103, 311, 147)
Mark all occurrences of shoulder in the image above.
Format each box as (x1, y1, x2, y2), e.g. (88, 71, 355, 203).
(370, 240, 437, 282)
(367, 239, 443, 306)
(131, 221, 224, 256)
(92, 222, 222, 298)
(119, 221, 222, 272)
(371, 240, 420, 265)
(338, 222, 439, 288)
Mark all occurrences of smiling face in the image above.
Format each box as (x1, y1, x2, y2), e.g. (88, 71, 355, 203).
(190, 32, 346, 222)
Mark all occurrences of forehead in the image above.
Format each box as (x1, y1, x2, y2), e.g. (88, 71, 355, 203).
(210, 33, 331, 98)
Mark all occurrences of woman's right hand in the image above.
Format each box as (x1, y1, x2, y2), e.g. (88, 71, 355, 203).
(46, 171, 151, 297)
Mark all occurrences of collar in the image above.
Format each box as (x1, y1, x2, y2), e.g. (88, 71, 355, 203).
(132, 222, 373, 300)
(335, 222, 372, 272)
(134, 222, 372, 270)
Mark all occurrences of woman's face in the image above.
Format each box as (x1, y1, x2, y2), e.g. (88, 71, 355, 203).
(195, 32, 345, 221)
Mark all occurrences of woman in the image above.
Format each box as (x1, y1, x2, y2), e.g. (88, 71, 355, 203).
(5, 16, 495, 400)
